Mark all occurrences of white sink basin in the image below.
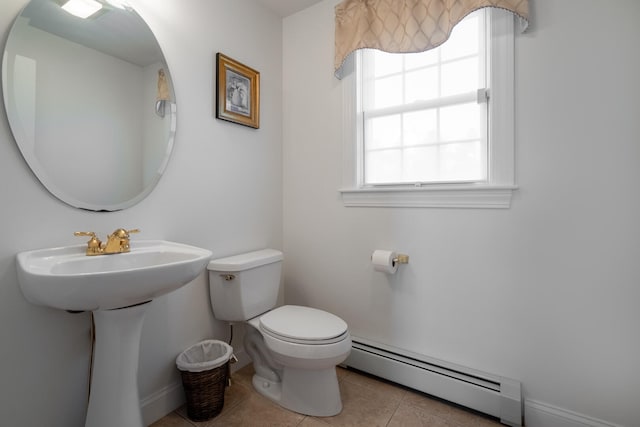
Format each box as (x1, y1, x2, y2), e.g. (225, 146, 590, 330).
(17, 239, 213, 427)
(16, 240, 212, 311)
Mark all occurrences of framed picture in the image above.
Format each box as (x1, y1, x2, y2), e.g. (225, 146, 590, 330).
(216, 53, 260, 129)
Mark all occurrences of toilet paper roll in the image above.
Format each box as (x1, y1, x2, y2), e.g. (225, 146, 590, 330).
(372, 250, 398, 274)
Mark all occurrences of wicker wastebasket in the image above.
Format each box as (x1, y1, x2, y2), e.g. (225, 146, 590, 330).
(176, 340, 234, 421)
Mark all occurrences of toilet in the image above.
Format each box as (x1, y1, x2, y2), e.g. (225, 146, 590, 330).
(207, 249, 351, 417)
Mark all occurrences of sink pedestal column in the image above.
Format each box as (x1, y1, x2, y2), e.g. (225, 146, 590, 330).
(85, 303, 149, 427)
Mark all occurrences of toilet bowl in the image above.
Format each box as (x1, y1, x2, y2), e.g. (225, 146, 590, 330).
(245, 305, 351, 416)
(207, 249, 351, 416)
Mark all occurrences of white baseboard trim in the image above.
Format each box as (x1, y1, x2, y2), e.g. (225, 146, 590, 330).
(140, 381, 185, 426)
(524, 400, 622, 427)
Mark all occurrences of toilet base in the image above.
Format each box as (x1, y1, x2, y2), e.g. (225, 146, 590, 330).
(252, 366, 342, 417)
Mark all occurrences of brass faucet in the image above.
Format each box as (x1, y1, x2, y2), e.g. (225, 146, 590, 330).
(74, 228, 140, 256)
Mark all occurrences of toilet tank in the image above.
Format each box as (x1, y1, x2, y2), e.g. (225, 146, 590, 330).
(207, 249, 283, 322)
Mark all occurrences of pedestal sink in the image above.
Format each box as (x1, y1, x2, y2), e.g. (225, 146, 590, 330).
(16, 240, 212, 427)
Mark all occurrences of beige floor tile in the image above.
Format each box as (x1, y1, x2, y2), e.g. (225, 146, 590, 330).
(442, 406, 502, 427)
(310, 375, 402, 426)
(204, 392, 305, 427)
(401, 389, 502, 426)
(298, 417, 332, 426)
(158, 363, 504, 427)
(149, 411, 194, 427)
(401, 390, 458, 419)
(230, 363, 256, 389)
(387, 402, 457, 427)
(222, 380, 254, 412)
(339, 368, 408, 402)
(336, 365, 349, 381)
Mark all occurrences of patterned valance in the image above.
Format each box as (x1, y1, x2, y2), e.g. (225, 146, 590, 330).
(335, 0, 529, 77)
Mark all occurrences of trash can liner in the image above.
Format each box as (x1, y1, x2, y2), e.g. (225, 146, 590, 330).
(176, 340, 233, 373)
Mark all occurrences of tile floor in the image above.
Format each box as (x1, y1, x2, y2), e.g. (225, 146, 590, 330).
(151, 364, 503, 427)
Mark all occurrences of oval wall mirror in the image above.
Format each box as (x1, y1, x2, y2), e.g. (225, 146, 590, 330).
(2, 0, 176, 211)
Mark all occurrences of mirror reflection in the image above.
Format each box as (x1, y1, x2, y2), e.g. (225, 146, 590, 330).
(2, 0, 176, 211)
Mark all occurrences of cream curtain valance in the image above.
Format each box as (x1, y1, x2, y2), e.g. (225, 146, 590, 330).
(334, 0, 529, 77)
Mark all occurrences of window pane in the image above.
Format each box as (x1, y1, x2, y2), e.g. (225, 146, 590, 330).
(440, 103, 481, 141)
(439, 141, 486, 181)
(365, 149, 402, 184)
(371, 75, 403, 108)
(403, 146, 439, 182)
(405, 49, 439, 70)
(367, 115, 401, 149)
(405, 67, 439, 103)
(403, 110, 437, 146)
(441, 15, 479, 61)
(373, 51, 403, 77)
(441, 58, 478, 97)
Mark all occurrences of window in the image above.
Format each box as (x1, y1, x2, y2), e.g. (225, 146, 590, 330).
(362, 11, 486, 185)
(340, 8, 517, 208)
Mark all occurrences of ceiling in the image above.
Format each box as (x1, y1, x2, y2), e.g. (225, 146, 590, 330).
(22, 0, 162, 66)
(20, 0, 325, 68)
(254, 0, 324, 17)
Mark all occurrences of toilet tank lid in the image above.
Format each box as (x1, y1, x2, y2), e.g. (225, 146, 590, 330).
(207, 249, 283, 272)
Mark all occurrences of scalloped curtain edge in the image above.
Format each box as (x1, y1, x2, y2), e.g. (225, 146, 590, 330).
(334, 0, 529, 79)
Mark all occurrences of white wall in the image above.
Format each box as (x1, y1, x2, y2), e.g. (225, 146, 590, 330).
(283, 1, 640, 426)
(0, 0, 282, 425)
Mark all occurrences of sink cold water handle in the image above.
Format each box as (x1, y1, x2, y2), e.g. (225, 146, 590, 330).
(75, 231, 97, 238)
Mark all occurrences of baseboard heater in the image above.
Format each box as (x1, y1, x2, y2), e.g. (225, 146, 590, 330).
(344, 337, 522, 426)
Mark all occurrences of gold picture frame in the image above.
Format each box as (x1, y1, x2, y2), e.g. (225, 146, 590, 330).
(216, 53, 260, 129)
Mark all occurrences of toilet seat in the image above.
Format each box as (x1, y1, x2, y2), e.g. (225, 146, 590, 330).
(259, 305, 348, 345)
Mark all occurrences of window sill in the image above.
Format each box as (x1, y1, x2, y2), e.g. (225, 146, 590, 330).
(339, 184, 517, 209)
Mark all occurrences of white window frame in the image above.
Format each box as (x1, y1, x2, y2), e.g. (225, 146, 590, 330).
(339, 9, 517, 209)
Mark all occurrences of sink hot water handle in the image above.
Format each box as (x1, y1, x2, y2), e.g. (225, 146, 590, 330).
(74, 231, 103, 256)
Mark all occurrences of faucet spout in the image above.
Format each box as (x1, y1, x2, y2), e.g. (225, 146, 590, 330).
(104, 228, 140, 254)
